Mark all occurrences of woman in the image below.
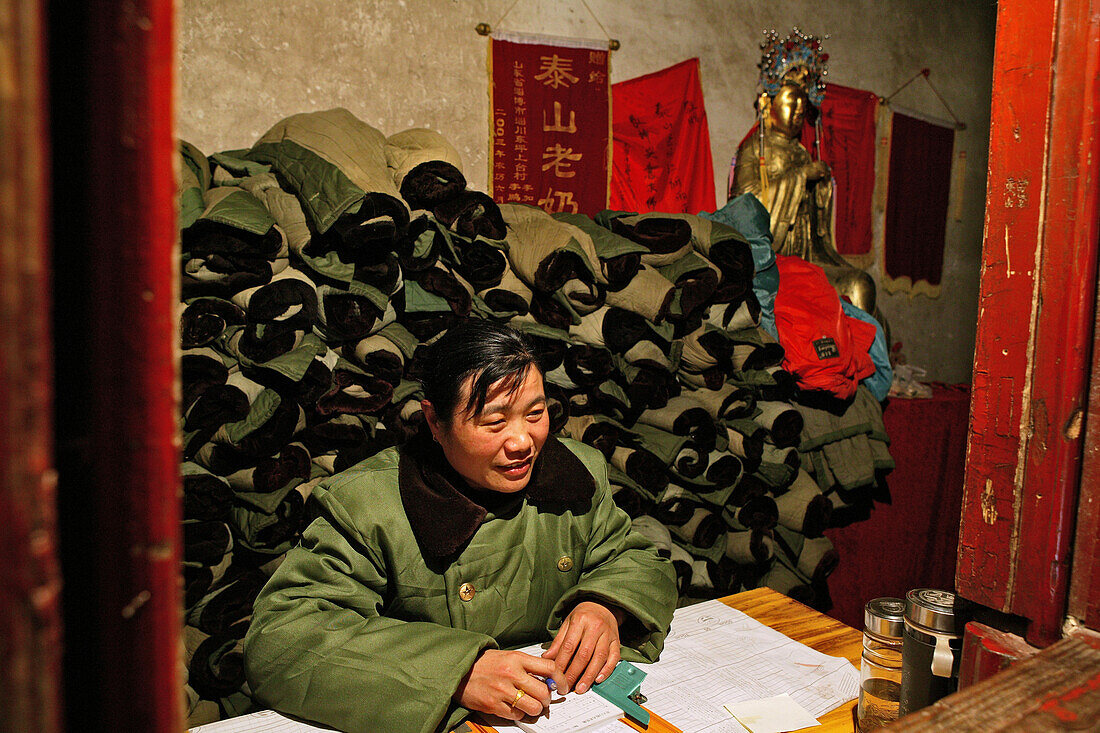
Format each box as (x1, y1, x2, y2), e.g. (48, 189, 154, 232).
(244, 320, 678, 733)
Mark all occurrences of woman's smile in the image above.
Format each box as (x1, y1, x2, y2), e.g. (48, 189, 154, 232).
(499, 458, 533, 478)
(425, 368, 550, 494)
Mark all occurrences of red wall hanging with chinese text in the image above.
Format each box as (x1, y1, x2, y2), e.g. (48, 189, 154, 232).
(489, 32, 611, 216)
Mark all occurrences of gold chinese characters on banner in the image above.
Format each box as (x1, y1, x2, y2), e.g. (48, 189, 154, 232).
(489, 33, 611, 215)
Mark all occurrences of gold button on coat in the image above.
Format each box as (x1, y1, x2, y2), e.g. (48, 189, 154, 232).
(557, 556, 574, 572)
(459, 583, 476, 601)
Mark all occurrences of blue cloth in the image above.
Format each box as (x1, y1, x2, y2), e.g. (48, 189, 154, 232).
(841, 300, 893, 401)
(701, 194, 779, 338)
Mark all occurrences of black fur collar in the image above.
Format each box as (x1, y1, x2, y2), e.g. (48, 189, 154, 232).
(398, 433, 595, 559)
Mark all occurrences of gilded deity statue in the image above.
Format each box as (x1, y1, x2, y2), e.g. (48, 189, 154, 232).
(731, 28, 880, 319)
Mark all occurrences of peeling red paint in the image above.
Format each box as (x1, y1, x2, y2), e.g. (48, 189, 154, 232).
(959, 0, 1100, 645)
(1037, 670, 1100, 721)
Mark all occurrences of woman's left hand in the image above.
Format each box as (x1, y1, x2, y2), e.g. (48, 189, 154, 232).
(542, 601, 624, 694)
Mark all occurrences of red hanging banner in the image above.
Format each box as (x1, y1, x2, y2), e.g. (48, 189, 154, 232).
(812, 83, 879, 257)
(610, 58, 715, 214)
(489, 34, 611, 215)
(883, 111, 955, 294)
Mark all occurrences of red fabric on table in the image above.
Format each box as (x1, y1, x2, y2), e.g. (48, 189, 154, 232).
(824, 384, 970, 630)
(883, 112, 955, 287)
(610, 57, 715, 214)
(774, 255, 877, 400)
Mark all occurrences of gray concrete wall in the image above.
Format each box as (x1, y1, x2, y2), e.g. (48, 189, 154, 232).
(178, 0, 996, 384)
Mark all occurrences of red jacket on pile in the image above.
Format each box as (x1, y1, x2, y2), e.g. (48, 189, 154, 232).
(773, 255, 877, 400)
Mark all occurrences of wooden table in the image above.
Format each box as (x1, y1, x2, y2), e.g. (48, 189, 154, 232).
(466, 587, 863, 733)
(721, 587, 863, 733)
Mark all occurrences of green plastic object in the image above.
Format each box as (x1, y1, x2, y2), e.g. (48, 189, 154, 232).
(592, 661, 650, 726)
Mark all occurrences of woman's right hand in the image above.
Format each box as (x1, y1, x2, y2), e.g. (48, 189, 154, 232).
(454, 649, 568, 720)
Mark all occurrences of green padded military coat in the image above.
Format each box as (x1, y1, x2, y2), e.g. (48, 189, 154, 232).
(243, 435, 677, 733)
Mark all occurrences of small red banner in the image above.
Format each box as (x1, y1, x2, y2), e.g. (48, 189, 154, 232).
(812, 83, 879, 256)
(884, 112, 954, 288)
(490, 35, 611, 215)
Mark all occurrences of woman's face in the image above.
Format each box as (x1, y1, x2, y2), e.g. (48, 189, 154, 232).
(424, 367, 550, 494)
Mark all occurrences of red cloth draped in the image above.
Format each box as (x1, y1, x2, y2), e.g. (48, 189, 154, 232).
(610, 58, 715, 214)
(732, 84, 878, 256)
(883, 112, 955, 287)
(773, 255, 877, 400)
(825, 384, 969, 630)
(808, 84, 878, 256)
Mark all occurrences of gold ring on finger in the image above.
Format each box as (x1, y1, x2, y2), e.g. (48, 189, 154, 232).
(511, 689, 526, 708)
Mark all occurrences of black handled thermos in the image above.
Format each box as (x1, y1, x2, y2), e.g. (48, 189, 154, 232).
(898, 588, 963, 716)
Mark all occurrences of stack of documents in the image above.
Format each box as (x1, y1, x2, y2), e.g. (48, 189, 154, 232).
(478, 599, 857, 733)
(634, 600, 858, 732)
(190, 599, 858, 733)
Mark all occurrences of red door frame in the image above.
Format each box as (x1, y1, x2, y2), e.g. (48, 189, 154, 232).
(958, 0, 1100, 646)
(44, 0, 182, 729)
(1068, 232, 1100, 628)
(82, 0, 182, 728)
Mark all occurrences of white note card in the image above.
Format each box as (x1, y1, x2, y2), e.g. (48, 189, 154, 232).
(724, 694, 820, 733)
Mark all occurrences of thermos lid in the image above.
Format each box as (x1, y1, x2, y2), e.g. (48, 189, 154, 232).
(864, 597, 905, 638)
(905, 588, 959, 634)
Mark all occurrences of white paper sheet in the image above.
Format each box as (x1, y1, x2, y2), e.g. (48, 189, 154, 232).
(189, 709, 338, 732)
(482, 688, 623, 733)
(489, 721, 626, 733)
(635, 600, 858, 733)
(725, 694, 820, 733)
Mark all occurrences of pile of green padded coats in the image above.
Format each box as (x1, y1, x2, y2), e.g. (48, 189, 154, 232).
(178, 107, 892, 725)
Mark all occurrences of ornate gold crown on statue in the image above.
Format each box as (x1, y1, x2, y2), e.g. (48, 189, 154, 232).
(757, 27, 830, 108)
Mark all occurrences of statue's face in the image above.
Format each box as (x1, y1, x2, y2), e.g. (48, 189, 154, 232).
(770, 83, 809, 138)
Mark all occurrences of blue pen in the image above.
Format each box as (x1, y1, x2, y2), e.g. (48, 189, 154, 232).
(532, 676, 557, 720)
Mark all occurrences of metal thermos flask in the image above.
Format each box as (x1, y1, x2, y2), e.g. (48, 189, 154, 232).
(898, 588, 962, 716)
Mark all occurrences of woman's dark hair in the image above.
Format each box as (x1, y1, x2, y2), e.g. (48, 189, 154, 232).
(421, 320, 543, 424)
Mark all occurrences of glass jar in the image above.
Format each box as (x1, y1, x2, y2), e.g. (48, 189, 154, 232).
(857, 597, 905, 731)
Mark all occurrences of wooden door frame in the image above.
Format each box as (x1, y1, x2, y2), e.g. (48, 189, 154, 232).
(0, 2, 62, 730)
(1068, 254, 1100, 628)
(958, 0, 1100, 646)
(47, 0, 182, 730)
